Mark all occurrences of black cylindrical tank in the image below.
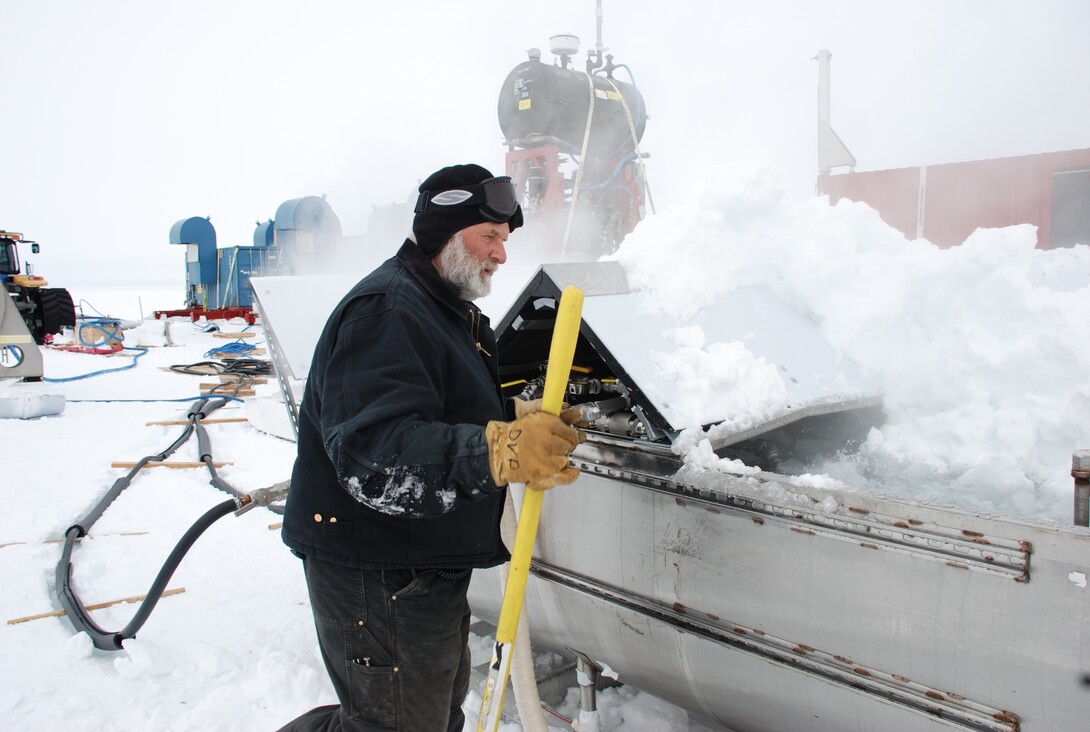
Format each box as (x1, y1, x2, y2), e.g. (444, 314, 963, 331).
(498, 60, 646, 158)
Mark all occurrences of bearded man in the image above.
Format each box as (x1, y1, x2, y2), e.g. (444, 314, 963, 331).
(277, 164, 583, 731)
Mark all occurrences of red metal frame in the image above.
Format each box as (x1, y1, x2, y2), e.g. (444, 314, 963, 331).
(506, 145, 567, 221)
(154, 306, 257, 324)
(505, 143, 646, 257)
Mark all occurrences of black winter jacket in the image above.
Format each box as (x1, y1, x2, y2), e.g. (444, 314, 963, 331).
(282, 240, 509, 570)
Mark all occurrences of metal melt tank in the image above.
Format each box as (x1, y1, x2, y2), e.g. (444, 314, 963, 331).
(252, 262, 1090, 732)
(465, 262, 1090, 732)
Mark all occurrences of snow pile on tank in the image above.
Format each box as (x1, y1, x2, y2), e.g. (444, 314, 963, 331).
(613, 162, 1090, 523)
(574, 277, 880, 444)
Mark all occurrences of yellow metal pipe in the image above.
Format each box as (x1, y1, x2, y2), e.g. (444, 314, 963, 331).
(495, 285, 583, 642)
(479, 285, 584, 730)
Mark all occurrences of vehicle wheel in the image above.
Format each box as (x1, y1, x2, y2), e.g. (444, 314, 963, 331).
(33, 288, 76, 344)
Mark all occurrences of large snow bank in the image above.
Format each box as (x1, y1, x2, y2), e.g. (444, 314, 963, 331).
(614, 163, 1090, 522)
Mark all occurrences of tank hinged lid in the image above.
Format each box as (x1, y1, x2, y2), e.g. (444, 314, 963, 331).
(494, 261, 882, 448)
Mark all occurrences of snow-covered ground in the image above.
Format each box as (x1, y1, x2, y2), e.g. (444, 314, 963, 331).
(2, 167, 1088, 730)
(2, 322, 312, 731)
(0, 322, 716, 731)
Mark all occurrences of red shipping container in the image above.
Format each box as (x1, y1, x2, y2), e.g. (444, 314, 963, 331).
(817, 148, 1090, 248)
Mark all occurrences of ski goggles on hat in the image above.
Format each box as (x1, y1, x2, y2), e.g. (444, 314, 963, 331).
(414, 176, 520, 223)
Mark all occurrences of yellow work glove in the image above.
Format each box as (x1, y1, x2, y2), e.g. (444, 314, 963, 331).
(485, 410, 584, 490)
(512, 397, 588, 427)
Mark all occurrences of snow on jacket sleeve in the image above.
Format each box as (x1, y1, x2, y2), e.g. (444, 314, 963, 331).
(315, 306, 500, 518)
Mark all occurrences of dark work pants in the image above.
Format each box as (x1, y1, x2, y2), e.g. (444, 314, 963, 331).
(277, 556, 473, 732)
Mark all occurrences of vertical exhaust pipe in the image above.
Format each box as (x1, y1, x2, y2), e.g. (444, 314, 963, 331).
(1073, 449, 1089, 526)
(815, 49, 857, 178)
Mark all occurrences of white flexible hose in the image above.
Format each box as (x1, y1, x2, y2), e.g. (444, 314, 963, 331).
(603, 77, 656, 216)
(560, 71, 598, 261)
(500, 486, 548, 732)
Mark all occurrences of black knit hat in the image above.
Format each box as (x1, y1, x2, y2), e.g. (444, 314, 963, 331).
(412, 164, 524, 256)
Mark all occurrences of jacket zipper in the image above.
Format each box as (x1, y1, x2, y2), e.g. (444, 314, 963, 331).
(471, 309, 492, 357)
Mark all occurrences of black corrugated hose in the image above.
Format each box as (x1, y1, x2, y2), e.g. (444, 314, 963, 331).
(53, 395, 288, 651)
(55, 498, 239, 651)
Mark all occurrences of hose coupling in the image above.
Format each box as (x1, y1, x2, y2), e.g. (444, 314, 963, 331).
(235, 480, 291, 516)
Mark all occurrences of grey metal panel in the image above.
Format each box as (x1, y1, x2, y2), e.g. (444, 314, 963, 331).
(468, 442, 1090, 731)
(0, 290, 43, 379)
(473, 570, 997, 732)
(539, 260, 631, 296)
(250, 274, 358, 379)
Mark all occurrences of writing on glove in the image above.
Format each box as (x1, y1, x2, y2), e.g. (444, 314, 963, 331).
(485, 410, 585, 490)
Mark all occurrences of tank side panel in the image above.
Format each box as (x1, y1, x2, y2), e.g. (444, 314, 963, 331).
(467, 468, 1090, 731)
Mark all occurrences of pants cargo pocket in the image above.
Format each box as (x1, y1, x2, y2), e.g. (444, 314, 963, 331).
(347, 659, 398, 729)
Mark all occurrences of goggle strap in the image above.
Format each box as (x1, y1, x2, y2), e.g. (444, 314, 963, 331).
(413, 177, 518, 218)
(414, 191, 430, 214)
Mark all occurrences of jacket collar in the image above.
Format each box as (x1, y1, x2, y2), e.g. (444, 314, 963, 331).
(396, 239, 477, 321)
(396, 239, 500, 386)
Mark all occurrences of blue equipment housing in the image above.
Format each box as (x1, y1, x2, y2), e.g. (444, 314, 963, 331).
(168, 217, 218, 309)
(272, 196, 342, 275)
(169, 197, 342, 311)
(216, 233, 280, 309)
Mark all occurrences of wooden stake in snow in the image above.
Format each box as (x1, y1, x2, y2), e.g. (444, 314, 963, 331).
(3, 531, 149, 548)
(198, 384, 256, 396)
(110, 461, 232, 469)
(7, 587, 187, 625)
(43, 531, 149, 544)
(146, 417, 249, 426)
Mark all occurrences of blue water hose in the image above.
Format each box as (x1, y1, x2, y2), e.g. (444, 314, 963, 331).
(42, 347, 148, 383)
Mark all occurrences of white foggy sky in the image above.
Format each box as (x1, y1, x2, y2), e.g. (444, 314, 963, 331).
(2, 0, 1087, 289)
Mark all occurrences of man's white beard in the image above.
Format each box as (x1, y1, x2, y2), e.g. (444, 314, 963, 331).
(437, 232, 496, 301)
